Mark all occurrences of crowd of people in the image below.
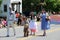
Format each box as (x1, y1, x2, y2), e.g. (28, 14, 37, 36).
(0, 7, 51, 37)
(24, 9, 50, 37)
(13, 9, 50, 37)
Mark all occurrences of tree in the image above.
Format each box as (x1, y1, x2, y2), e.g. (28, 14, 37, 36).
(44, 0, 60, 12)
(22, 0, 60, 12)
(0, 0, 2, 6)
(22, 0, 40, 11)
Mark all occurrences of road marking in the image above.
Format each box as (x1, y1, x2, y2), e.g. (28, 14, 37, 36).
(47, 28, 60, 33)
(17, 28, 60, 40)
(17, 36, 33, 40)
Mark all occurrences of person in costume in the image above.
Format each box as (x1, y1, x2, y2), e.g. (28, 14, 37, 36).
(23, 17, 29, 37)
(29, 12, 37, 35)
(40, 9, 50, 36)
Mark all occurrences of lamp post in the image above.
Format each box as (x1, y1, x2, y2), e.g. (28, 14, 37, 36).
(18, 2, 21, 13)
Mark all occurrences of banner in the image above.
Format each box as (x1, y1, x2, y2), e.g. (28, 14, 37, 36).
(50, 15, 60, 24)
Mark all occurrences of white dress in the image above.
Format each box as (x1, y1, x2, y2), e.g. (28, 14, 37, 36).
(29, 20, 37, 32)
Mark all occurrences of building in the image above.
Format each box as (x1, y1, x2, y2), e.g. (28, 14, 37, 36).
(0, 0, 22, 17)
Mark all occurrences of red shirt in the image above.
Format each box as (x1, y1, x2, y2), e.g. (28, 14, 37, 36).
(16, 13, 20, 18)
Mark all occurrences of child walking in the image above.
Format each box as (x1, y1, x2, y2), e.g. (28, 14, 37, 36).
(29, 12, 37, 35)
(23, 17, 29, 37)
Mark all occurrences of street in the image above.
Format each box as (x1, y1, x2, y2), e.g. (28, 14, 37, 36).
(0, 0, 60, 40)
(0, 22, 60, 40)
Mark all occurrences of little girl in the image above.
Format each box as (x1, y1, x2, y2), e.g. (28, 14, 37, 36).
(23, 17, 29, 37)
(29, 14, 37, 35)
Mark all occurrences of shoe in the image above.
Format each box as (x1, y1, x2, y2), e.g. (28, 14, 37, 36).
(14, 34, 16, 36)
(33, 33, 35, 36)
(6, 35, 9, 37)
(43, 33, 46, 36)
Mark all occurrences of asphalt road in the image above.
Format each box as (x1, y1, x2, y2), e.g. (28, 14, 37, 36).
(0, 22, 60, 40)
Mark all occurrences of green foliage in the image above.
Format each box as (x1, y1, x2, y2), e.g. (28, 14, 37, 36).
(22, 0, 40, 11)
(0, 0, 2, 6)
(22, 0, 60, 12)
(44, 0, 60, 12)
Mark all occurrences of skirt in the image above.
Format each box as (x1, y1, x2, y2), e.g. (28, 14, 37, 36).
(29, 20, 37, 32)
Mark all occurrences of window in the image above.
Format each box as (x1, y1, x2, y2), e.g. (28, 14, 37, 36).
(4, 5, 7, 12)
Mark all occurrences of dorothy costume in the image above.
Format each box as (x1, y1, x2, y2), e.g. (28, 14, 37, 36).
(40, 13, 50, 30)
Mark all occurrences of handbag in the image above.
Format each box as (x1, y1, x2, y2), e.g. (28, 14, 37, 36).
(46, 16, 50, 21)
